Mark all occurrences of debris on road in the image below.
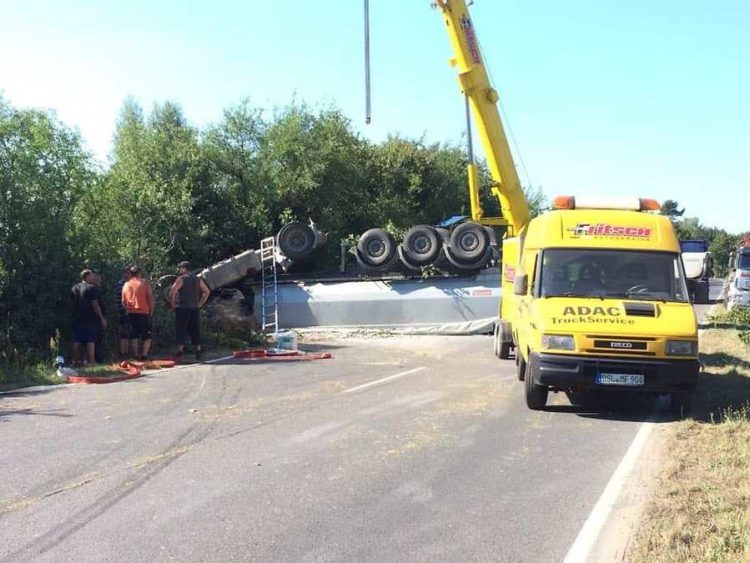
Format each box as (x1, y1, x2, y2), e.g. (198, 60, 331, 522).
(232, 348, 333, 361)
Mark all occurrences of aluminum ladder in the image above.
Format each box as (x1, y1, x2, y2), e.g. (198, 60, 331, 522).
(260, 236, 279, 334)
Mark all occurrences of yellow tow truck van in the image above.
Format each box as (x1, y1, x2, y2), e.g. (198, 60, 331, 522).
(513, 196, 699, 411)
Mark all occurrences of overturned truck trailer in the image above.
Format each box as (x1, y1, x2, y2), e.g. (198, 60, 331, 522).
(195, 220, 502, 335)
(252, 270, 501, 335)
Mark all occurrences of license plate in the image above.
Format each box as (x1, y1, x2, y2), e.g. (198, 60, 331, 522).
(596, 373, 644, 386)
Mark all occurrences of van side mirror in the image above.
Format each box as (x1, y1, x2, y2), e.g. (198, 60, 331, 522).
(514, 273, 529, 296)
(728, 251, 736, 269)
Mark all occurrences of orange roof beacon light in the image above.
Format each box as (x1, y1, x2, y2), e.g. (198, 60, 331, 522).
(639, 198, 662, 211)
(552, 196, 575, 210)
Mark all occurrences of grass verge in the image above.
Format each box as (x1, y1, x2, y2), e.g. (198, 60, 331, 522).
(630, 326, 750, 562)
(0, 363, 64, 392)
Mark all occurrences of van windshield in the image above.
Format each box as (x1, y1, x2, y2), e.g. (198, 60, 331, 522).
(739, 253, 750, 270)
(540, 249, 690, 303)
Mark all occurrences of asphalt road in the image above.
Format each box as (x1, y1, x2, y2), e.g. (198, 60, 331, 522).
(0, 289, 721, 563)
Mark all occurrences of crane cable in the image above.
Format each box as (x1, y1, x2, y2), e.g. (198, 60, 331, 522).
(364, 0, 372, 124)
(475, 21, 534, 190)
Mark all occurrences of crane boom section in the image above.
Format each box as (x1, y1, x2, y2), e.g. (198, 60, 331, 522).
(435, 0, 530, 235)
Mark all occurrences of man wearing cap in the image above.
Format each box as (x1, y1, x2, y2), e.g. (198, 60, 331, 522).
(121, 266, 155, 361)
(169, 261, 210, 362)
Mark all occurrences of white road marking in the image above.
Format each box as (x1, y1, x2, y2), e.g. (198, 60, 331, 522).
(563, 404, 660, 563)
(342, 367, 427, 394)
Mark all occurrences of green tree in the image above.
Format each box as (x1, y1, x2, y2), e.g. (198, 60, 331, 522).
(660, 199, 685, 218)
(105, 99, 211, 275)
(710, 231, 740, 278)
(0, 97, 97, 362)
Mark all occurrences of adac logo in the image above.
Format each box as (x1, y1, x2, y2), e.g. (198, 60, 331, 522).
(568, 223, 652, 238)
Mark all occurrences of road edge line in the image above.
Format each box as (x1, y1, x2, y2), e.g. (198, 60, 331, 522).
(563, 406, 659, 563)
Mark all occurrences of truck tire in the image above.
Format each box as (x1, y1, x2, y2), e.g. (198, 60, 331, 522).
(401, 225, 440, 266)
(277, 221, 316, 262)
(448, 222, 490, 264)
(357, 228, 396, 267)
(524, 355, 548, 410)
(695, 281, 710, 304)
(517, 353, 526, 381)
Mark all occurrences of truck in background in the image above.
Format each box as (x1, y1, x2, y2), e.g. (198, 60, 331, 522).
(680, 240, 713, 304)
(724, 236, 750, 310)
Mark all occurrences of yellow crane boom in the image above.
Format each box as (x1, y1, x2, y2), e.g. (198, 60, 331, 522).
(433, 0, 530, 236)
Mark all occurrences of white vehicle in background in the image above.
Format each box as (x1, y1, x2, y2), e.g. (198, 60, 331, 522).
(725, 238, 750, 310)
(680, 240, 713, 304)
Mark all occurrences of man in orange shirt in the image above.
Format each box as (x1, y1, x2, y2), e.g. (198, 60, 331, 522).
(121, 265, 155, 360)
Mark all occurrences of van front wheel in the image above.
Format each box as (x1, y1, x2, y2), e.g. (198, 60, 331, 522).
(524, 356, 548, 410)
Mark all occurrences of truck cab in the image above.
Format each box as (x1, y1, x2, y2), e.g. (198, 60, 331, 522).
(513, 196, 699, 411)
(680, 239, 713, 304)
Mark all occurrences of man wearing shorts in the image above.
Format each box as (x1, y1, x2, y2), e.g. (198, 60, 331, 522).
(71, 269, 107, 364)
(121, 266, 154, 361)
(169, 261, 210, 362)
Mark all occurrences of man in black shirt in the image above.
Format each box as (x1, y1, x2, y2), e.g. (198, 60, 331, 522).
(71, 269, 107, 364)
(169, 261, 210, 362)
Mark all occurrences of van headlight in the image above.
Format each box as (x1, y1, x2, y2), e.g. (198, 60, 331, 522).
(541, 334, 575, 351)
(666, 340, 697, 356)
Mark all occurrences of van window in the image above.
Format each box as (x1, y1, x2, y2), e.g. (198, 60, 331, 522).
(540, 249, 689, 302)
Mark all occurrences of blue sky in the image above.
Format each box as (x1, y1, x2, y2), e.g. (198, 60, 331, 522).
(1, 0, 747, 232)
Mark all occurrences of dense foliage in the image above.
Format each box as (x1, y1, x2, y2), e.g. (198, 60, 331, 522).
(0, 95, 546, 364)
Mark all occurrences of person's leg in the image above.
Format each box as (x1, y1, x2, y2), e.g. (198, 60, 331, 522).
(72, 323, 85, 364)
(72, 341, 82, 364)
(119, 316, 130, 359)
(190, 309, 202, 360)
(140, 316, 153, 360)
(95, 327, 104, 363)
(85, 341, 96, 365)
(175, 309, 188, 359)
(128, 313, 141, 359)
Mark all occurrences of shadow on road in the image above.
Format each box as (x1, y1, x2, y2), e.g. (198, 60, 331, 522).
(0, 407, 73, 421)
(544, 392, 666, 423)
(702, 351, 750, 371)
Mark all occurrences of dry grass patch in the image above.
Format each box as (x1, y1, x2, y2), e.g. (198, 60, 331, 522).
(630, 329, 750, 562)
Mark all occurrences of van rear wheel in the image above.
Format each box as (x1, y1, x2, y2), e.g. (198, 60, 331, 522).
(524, 356, 548, 410)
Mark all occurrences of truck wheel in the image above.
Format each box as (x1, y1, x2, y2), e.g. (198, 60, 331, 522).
(402, 225, 440, 266)
(277, 221, 316, 262)
(448, 222, 490, 264)
(670, 392, 693, 417)
(357, 228, 396, 267)
(696, 281, 710, 304)
(524, 356, 547, 410)
(499, 341, 512, 359)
